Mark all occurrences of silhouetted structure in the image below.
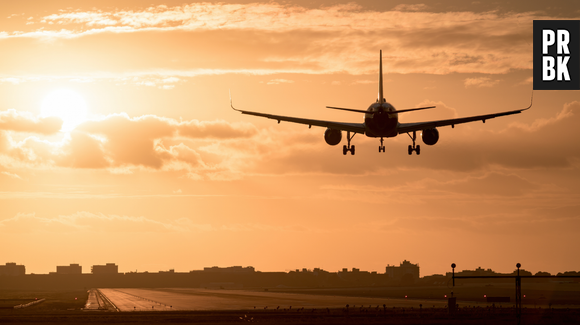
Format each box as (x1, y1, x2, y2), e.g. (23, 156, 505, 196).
(446, 266, 496, 277)
(55, 263, 82, 274)
(203, 266, 255, 273)
(385, 260, 420, 282)
(0, 262, 25, 276)
(1, 261, 579, 291)
(91, 263, 118, 274)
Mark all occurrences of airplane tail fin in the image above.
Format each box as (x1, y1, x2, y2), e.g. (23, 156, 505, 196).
(378, 50, 384, 103)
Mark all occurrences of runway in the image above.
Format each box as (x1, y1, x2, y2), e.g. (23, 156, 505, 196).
(98, 288, 449, 311)
(83, 289, 102, 310)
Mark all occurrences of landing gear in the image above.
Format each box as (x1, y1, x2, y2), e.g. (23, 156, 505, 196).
(343, 131, 356, 155)
(407, 131, 420, 155)
(378, 137, 385, 152)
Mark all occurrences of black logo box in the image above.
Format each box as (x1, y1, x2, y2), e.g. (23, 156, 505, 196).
(533, 20, 580, 90)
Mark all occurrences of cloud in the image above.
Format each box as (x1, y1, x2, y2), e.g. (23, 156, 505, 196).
(42, 12, 118, 26)
(0, 212, 312, 234)
(0, 77, 23, 85)
(0, 4, 547, 76)
(352, 79, 374, 85)
(0, 171, 22, 180)
(266, 79, 294, 85)
(423, 172, 539, 197)
(0, 111, 257, 176)
(392, 4, 428, 12)
(0, 212, 188, 233)
(509, 101, 576, 132)
(56, 132, 109, 168)
(1, 101, 578, 179)
(517, 77, 533, 86)
(236, 101, 580, 175)
(464, 77, 501, 88)
(0, 109, 62, 134)
(316, 173, 544, 215)
(176, 119, 257, 139)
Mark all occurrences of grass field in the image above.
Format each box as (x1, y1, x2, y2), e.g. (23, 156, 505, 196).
(268, 282, 580, 307)
(0, 290, 88, 311)
(1, 306, 580, 324)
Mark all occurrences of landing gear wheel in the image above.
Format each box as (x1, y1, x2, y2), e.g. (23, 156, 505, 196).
(407, 131, 421, 155)
(378, 137, 386, 153)
(342, 131, 356, 155)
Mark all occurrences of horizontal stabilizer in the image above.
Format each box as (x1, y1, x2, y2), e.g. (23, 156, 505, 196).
(393, 106, 436, 114)
(326, 106, 369, 114)
(326, 105, 436, 114)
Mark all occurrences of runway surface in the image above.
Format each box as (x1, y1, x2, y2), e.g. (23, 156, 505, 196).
(99, 288, 449, 311)
(83, 289, 101, 310)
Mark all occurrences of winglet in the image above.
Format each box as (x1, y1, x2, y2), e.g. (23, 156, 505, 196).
(525, 90, 534, 111)
(229, 89, 241, 112)
(378, 50, 384, 103)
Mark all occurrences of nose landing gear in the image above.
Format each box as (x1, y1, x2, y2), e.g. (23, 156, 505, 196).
(407, 131, 420, 155)
(343, 131, 356, 155)
(379, 137, 385, 152)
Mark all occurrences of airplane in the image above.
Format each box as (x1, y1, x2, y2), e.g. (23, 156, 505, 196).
(231, 50, 532, 155)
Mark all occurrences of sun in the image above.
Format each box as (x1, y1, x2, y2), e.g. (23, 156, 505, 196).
(41, 89, 88, 132)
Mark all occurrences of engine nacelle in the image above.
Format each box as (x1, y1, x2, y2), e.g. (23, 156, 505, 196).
(422, 128, 439, 146)
(324, 128, 342, 146)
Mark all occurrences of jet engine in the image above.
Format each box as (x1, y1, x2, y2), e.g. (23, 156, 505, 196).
(421, 128, 439, 145)
(324, 128, 342, 146)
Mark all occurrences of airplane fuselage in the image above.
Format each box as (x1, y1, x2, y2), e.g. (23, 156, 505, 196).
(364, 101, 399, 138)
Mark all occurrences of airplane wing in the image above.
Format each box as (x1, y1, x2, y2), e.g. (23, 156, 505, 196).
(231, 103, 366, 134)
(397, 103, 532, 134)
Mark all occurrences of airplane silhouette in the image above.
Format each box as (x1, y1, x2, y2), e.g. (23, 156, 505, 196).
(231, 51, 532, 155)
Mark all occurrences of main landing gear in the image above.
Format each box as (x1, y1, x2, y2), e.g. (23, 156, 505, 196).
(407, 131, 420, 155)
(342, 131, 356, 155)
(379, 137, 385, 152)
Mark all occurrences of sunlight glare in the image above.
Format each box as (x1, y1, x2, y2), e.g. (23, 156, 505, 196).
(41, 89, 88, 132)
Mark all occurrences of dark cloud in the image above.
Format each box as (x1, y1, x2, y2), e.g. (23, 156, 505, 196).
(57, 131, 109, 168)
(77, 114, 175, 168)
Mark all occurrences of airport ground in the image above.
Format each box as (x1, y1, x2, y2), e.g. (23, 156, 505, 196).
(0, 284, 579, 324)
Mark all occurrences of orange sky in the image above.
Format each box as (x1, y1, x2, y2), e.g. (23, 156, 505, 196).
(1, 1, 579, 276)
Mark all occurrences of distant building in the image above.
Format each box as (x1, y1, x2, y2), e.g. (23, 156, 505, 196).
(0, 262, 25, 276)
(385, 260, 420, 281)
(56, 263, 82, 274)
(446, 267, 496, 277)
(203, 266, 255, 273)
(91, 263, 118, 274)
